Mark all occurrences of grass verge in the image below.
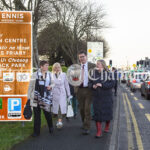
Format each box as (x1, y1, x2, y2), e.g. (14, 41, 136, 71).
(0, 112, 47, 150)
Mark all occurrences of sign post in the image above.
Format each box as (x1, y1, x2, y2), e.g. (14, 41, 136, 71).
(0, 11, 32, 121)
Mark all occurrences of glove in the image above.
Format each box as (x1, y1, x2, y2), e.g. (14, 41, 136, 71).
(67, 95, 73, 104)
(68, 95, 73, 99)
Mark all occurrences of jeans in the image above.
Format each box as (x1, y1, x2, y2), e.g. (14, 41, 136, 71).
(71, 96, 78, 115)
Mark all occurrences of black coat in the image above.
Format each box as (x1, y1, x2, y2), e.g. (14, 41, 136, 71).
(113, 70, 118, 86)
(89, 70, 115, 122)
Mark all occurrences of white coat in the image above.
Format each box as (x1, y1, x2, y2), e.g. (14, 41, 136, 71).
(52, 72, 71, 114)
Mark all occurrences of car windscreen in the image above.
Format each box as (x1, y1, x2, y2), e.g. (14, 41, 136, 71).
(135, 74, 142, 79)
(135, 74, 149, 80)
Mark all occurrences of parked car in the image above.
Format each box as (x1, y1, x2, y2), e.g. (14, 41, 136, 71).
(130, 72, 146, 92)
(141, 76, 150, 100)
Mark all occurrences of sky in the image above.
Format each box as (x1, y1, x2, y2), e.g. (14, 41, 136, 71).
(86, 0, 150, 68)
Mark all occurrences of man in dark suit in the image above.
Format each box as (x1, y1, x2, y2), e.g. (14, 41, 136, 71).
(76, 51, 95, 135)
(112, 67, 118, 96)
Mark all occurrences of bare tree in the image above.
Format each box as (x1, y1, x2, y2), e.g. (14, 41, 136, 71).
(42, 0, 108, 63)
(1, 0, 109, 65)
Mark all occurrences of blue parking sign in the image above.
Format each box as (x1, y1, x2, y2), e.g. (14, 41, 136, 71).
(8, 98, 22, 119)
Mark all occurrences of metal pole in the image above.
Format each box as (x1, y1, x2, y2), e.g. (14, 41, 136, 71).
(21, 121, 25, 127)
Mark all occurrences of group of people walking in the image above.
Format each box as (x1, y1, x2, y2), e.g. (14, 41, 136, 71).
(27, 50, 116, 138)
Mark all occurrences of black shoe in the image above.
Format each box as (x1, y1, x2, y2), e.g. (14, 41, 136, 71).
(66, 117, 70, 121)
(31, 133, 40, 137)
(82, 129, 90, 135)
(95, 135, 102, 138)
(49, 127, 54, 134)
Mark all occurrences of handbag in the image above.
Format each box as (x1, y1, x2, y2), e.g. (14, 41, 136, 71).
(23, 99, 32, 120)
(66, 100, 74, 118)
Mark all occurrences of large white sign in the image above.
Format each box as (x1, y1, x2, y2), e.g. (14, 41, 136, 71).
(87, 42, 103, 63)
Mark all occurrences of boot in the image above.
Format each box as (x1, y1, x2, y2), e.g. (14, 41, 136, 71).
(104, 121, 110, 133)
(95, 122, 102, 138)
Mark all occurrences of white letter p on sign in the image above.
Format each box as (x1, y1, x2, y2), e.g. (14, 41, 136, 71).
(11, 99, 19, 110)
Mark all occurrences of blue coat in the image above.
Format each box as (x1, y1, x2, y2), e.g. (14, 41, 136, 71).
(89, 70, 115, 122)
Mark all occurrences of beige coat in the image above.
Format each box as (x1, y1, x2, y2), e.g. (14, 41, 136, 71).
(27, 71, 55, 107)
(52, 72, 71, 114)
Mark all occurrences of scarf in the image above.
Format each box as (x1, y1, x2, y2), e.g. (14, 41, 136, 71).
(34, 69, 53, 112)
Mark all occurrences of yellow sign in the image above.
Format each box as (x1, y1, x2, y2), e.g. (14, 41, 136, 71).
(133, 64, 136, 68)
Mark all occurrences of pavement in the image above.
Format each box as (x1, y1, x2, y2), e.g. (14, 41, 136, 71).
(11, 92, 118, 150)
(12, 82, 150, 150)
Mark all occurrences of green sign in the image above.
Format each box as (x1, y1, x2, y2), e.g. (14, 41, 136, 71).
(0, 98, 2, 109)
